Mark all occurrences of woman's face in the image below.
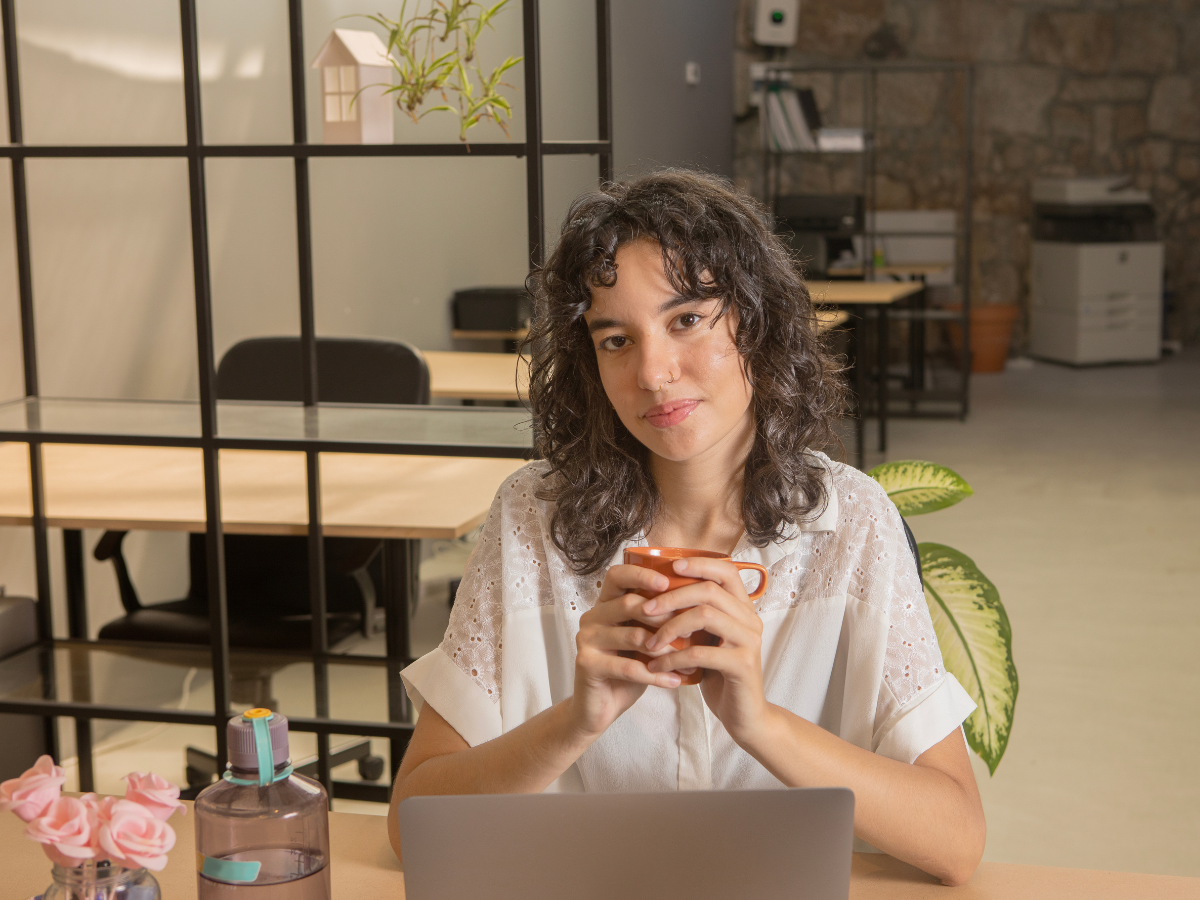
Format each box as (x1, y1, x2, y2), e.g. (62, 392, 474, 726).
(583, 239, 755, 465)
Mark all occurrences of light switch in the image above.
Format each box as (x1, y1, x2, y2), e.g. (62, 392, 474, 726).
(685, 61, 702, 86)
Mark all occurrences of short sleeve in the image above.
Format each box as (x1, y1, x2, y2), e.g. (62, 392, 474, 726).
(868, 492, 976, 762)
(400, 463, 553, 747)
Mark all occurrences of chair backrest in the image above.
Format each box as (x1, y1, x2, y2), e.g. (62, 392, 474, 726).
(451, 287, 531, 332)
(216, 337, 430, 405)
(205, 336, 427, 622)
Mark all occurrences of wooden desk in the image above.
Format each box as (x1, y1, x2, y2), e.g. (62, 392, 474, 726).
(0, 441, 523, 672)
(426, 351, 529, 403)
(0, 443, 524, 540)
(8, 800, 1197, 899)
(828, 263, 951, 279)
(817, 308, 850, 331)
(451, 327, 528, 342)
(809, 280, 923, 305)
(808, 281, 923, 468)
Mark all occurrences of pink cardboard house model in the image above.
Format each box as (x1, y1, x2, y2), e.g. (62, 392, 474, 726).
(311, 29, 394, 144)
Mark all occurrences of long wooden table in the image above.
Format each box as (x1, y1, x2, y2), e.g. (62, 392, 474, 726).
(0, 443, 522, 539)
(7, 799, 1196, 899)
(0, 442, 525, 795)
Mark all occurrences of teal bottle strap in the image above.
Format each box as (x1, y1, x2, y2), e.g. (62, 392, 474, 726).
(222, 763, 293, 786)
(222, 710, 293, 785)
(251, 713, 274, 786)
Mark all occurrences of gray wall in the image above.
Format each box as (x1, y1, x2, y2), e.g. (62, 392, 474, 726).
(611, 0, 736, 179)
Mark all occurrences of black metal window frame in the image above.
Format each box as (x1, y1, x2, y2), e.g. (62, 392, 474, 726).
(0, 0, 613, 803)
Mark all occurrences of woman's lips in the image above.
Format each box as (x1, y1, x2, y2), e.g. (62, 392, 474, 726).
(643, 399, 698, 428)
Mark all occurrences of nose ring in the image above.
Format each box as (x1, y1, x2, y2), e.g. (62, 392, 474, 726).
(655, 373, 677, 392)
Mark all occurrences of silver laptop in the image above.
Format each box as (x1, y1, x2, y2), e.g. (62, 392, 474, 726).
(398, 788, 855, 900)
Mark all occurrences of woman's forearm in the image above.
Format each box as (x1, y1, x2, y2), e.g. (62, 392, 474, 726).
(740, 706, 985, 885)
(396, 699, 594, 800)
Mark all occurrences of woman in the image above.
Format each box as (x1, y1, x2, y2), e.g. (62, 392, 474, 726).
(390, 170, 985, 884)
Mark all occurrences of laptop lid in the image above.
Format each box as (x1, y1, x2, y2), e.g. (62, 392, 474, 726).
(399, 788, 855, 900)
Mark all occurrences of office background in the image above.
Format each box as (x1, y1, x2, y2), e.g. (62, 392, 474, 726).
(0, 0, 1196, 883)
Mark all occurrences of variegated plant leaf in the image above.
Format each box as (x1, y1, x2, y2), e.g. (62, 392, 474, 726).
(920, 543, 1017, 775)
(868, 460, 974, 517)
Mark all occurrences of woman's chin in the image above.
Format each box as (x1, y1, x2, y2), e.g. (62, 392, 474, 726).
(641, 432, 710, 464)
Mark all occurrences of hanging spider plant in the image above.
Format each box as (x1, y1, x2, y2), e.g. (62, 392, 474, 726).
(868, 460, 1018, 775)
(358, 0, 521, 142)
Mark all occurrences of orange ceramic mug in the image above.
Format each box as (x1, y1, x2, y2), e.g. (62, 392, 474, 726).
(621, 547, 769, 686)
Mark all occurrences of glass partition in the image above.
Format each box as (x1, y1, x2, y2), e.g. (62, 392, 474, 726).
(0, 396, 532, 455)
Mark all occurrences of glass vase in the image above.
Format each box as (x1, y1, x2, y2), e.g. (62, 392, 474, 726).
(38, 862, 161, 900)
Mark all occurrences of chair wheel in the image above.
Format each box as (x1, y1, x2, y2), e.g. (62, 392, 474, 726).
(358, 755, 386, 782)
(186, 766, 214, 789)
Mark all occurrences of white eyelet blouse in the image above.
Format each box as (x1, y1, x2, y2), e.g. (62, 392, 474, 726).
(401, 452, 976, 797)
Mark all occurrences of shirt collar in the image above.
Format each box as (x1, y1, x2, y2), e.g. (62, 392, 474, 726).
(613, 458, 840, 572)
(733, 452, 838, 568)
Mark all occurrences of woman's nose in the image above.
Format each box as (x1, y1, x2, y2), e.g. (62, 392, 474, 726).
(635, 336, 677, 393)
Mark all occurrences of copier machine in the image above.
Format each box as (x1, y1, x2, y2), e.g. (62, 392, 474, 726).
(1029, 177, 1162, 364)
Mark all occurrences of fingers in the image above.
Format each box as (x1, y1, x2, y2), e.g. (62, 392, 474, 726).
(577, 645, 682, 689)
(584, 590, 673, 630)
(643, 604, 760, 654)
(579, 621, 658, 655)
(644, 644, 729, 677)
(641, 580, 755, 627)
(598, 563, 670, 603)
(640, 557, 753, 616)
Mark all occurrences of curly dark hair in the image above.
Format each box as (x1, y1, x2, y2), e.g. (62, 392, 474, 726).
(525, 169, 847, 575)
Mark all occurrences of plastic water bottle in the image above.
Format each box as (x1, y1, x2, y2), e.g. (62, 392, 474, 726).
(194, 710, 331, 898)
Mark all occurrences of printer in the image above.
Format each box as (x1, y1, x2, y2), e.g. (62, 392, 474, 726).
(1029, 177, 1162, 365)
(774, 194, 864, 275)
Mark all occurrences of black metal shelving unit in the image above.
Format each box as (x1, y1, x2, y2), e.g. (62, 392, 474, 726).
(0, 0, 612, 804)
(760, 61, 975, 431)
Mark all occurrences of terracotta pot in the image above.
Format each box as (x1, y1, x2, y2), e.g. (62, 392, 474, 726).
(945, 304, 1020, 373)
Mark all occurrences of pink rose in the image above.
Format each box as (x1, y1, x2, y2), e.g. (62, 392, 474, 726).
(122, 772, 186, 821)
(25, 796, 96, 864)
(97, 800, 176, 871)
(0, 755, 66, 822)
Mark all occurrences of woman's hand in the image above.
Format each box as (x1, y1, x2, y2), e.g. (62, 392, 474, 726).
(641, 557, 769, 744)
(570, 564, 683, 739)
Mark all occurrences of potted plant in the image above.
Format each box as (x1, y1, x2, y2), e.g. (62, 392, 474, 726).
(360, 0, 522, 142)
(868, 460, 1018, 774)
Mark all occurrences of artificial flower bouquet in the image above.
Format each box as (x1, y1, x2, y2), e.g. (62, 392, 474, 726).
(0, 755, 184, 872)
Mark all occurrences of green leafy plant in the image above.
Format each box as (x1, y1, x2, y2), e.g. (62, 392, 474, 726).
(359, 0, 521, 142)
(868, 460, 1018, 775)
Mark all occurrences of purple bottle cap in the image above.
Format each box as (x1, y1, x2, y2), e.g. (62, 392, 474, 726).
(227, 709, 290, 771)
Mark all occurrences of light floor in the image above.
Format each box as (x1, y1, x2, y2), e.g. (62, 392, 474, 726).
(67, 351, 1200, 876)
(879, 350, 1199, 878)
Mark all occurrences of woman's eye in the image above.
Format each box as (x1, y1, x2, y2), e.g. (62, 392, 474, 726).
(677, 312, 703, 328)
(598, 335, 628, 351)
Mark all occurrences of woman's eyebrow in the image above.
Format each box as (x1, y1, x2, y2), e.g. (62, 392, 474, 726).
(586, 316, 622, 334)
(657, 295, 701, 314)
(586, 296, 704, 334)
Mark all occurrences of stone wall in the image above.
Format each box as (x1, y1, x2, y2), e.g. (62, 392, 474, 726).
(733, 0, 1200, 345)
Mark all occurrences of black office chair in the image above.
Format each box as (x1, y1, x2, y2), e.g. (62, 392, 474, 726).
(95, 337, 430, 790)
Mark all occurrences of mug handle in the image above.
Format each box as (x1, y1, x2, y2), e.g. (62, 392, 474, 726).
(732, 561, 769, 600)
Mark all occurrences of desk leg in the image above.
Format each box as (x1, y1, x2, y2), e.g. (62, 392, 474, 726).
(63, 529, 95, 793)
(878, 305, 889, 453)
(850, 308, 865, 470)
(382, 539, 417, 777)
(910, 283, 927, 408)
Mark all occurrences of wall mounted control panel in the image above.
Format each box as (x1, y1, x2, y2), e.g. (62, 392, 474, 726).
(754, 0, 800, 47)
